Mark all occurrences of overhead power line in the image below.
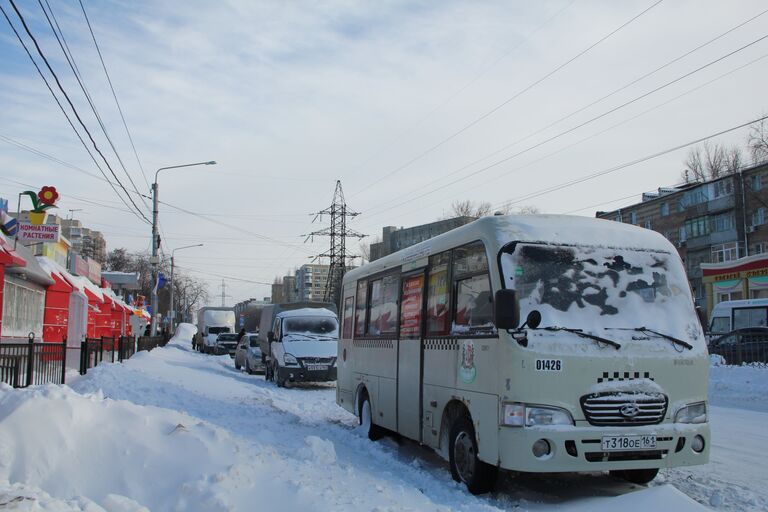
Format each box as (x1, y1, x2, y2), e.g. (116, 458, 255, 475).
(352, 0, 664, 197)
(77, 0, 151, 192)
(492, 114, 768, 209)
(36, 0, 151, 217)
(0, 2, 149, 225)
(357, 32, 768, 222)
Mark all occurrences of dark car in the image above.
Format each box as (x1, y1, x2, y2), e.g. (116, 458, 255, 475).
(215, 333, 239, 357)
(708, 327, 768, 365)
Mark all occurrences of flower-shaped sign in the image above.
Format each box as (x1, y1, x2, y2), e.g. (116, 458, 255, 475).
(38, 186, 59, 205)
(21, 186, 59, 225)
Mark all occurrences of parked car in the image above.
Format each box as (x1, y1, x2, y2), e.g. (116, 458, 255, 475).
(234, 333, 263, 374)
(708, 327, 768, 365)
(214, 333, 239, 357)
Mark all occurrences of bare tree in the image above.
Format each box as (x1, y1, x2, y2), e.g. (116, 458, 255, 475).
(748, 116, 768, 164)
(725, 145, 744, 174)
(516, 204, 541, 215)
(682, 141, 737, 182)
(447, 200, 493, 218)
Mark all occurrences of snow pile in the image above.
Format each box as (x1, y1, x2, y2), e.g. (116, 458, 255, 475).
(709, 363, 768, 412)
(0, 383, 307, 511)
(170, 322, 197, 346)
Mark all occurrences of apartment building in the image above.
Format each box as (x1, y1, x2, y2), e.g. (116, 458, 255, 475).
(597, 162, 768, 318)
(369, 216, 475, 261)
(295, 264, 330, 301)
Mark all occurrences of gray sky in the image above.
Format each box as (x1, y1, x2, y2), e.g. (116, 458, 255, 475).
(2, 0, 768, 303)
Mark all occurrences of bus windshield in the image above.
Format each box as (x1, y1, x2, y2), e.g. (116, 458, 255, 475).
(500, 243, 701, 343)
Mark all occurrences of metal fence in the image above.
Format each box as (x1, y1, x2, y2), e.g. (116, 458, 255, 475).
(79, 336, 138, 375)
(137, 335, 167, 353)
(0, 334, 66, 388)
(708, 330, 768, 367)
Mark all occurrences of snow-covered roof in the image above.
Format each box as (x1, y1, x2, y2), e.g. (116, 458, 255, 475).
(345, 215, 675, 283)
(276, 307, 337, 318)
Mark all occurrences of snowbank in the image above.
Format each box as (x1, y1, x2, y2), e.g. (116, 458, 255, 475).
(709, 363, 768, 412)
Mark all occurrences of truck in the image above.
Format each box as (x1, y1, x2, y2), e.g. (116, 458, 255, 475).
(194, 307, 236, 354)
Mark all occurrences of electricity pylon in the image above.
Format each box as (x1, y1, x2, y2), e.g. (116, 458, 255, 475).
(306, 180, 365, 306)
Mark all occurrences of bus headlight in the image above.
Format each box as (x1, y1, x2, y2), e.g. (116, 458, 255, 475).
(674, 402, 707, 424)
(283, 353, 298, 366)
(502, 403, 574, 427)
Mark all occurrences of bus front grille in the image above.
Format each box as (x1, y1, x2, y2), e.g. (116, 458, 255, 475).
(580, 392, 667, 426)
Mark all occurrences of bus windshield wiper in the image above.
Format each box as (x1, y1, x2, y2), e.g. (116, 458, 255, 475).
(542, 326, 621, 350)
(612, 327, 693, 350)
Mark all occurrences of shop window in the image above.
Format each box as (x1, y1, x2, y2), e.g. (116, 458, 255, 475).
(399, 274, 424, 339)
(367, 274, 399, 335)
(1, 279, 44, 339)
(426, 252, 451, 335)
(354, 280, 367, 336)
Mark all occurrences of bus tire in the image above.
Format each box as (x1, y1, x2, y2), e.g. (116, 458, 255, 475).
(359, 392, 384, 441)
(449, 416, 497, 495)
(610, 468, 659, 485)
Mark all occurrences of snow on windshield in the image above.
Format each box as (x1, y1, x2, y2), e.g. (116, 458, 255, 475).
(284, 317, 339, 337)
(500, 243, 703, 345)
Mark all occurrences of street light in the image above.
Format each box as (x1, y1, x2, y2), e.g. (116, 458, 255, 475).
(170, 243, 203, 333)
(151, 160, 216, 336)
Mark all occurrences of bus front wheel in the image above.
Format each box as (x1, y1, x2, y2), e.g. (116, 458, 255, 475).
(449, 417, 497, 495)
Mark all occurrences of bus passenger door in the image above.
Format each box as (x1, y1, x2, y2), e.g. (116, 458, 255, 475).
(397, 272, 425, 441)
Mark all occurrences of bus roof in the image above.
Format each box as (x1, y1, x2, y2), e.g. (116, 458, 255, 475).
(345, 214, 674, 283)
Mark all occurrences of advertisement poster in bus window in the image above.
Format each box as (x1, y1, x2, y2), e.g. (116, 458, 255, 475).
(427, 265, 449, 333)
(400, 275, 424, 338)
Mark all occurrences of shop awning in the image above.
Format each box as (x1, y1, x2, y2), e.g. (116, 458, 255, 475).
(0, 236, 25, 267)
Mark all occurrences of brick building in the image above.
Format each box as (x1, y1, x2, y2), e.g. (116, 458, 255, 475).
(597, 162, 768, 319)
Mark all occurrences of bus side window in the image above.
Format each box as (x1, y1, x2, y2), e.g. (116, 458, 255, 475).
(427, 252, 451, 335)
(354, 280, 367, 337)
(342, 296, 354, 338)
(367, 274, 399, 336)
(451, 241, 495, 336)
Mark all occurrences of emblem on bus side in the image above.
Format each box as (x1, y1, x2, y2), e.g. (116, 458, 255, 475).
(459, 340, 477, 384)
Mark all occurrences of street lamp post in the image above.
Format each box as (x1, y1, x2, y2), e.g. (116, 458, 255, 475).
(170, 243, 203, 333)
(151, 160, 216, 336)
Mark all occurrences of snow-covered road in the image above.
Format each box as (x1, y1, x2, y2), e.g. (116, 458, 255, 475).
(0, 326, 765, 511)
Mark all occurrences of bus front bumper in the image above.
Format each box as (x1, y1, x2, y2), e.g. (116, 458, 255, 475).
(497, 422, 709, 472)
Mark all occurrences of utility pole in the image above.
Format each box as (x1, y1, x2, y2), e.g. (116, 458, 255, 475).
(219, 279, 231, 307)
(306, 181, 365, 306)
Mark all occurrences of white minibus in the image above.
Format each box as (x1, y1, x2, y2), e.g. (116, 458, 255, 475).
(708, 298, 768, 337)
(337, 215, 709, 494)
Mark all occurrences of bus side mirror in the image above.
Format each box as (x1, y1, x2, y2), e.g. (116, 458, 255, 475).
(494, 289, 518, 330)
(268, 331, 275, 342)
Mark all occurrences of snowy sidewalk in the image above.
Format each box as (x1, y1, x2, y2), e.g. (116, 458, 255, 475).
(0, 326, 764, 510)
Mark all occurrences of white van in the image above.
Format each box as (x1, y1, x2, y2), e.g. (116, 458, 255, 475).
(708, 298, 768, 337)
(265, 308, 339, 387)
